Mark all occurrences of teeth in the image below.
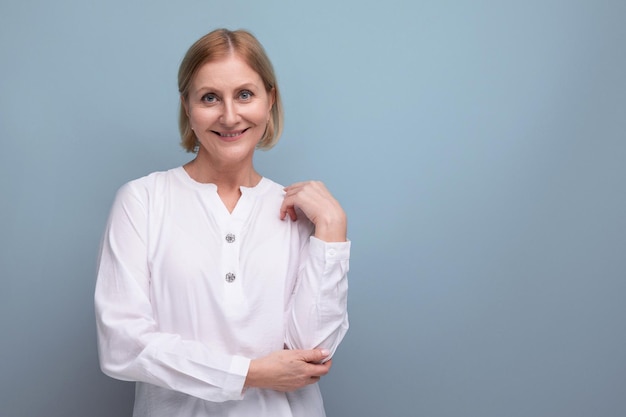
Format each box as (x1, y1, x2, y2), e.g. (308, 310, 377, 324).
(220, 131, 243, 137)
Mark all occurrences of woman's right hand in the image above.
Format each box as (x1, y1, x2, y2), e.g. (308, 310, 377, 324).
(244, 349, 332, 392)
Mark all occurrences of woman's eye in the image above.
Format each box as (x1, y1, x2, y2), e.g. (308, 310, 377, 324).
(239, 90, 253, 100)
(201, 93, 218, 103)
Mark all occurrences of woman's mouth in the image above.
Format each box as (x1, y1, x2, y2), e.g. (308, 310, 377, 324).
(212, 128, 248, 138)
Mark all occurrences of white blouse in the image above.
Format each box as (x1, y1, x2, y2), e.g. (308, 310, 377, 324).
(95, 167, 350, 417)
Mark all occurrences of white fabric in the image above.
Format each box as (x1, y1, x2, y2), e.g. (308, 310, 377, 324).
(95, 167, 350, 417)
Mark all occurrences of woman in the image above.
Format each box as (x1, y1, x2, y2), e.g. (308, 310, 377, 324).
(95, 28, 350, 416)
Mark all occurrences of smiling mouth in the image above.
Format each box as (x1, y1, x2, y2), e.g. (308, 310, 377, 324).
(212, 128, 249, 138)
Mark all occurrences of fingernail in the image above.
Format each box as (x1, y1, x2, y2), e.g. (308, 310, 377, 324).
(320, 349, 330, 356)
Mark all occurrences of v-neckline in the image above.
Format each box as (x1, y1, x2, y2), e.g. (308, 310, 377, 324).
(174, 166, 267, 220)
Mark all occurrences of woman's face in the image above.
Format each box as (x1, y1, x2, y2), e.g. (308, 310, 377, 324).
(184, 54, 274, 167)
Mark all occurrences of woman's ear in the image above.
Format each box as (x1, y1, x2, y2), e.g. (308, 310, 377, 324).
(269, 87, 276, 109)
(180, 95, 189, 117)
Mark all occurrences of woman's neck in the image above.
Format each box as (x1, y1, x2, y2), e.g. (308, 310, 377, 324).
(184, 153, 261, 185)
(183, 157, 262, 213)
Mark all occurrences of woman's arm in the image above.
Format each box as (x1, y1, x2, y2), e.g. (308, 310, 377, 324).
(97, 182, 341, 398)
(279, 181, 351, 359)
(95, 183, 250, 402)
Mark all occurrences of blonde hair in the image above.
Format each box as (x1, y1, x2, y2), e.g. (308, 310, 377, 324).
(178, 29, 283, 152)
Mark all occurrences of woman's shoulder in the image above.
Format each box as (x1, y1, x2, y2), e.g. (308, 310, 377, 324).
(116, 167, 185, 201)
(254, 177, 289, 204)
(258, 176, 285, 193)
(130, 166, 182, 184)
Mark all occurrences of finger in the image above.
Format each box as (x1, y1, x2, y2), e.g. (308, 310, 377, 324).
(279, 193, 299, 221)
(279, 204, 297, 221)
(301, 348, 330, 363)
(279, 198, 292, 219)
(287, 206, 297, 221)
(283, 182, 307, 192)
(307, 361, 331, 378)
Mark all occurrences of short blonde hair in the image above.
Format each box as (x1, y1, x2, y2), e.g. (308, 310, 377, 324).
(178, 29, 283, 152)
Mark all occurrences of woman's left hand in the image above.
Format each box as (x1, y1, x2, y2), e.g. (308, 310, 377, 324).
(280, 181, 347, 242)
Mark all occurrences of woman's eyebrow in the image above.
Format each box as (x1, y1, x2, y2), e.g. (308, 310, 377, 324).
(195, 82, 259, 93)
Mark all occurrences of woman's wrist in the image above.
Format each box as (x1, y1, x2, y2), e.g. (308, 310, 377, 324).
(244, 359, 260, 388)
(313, 217, 347, 242)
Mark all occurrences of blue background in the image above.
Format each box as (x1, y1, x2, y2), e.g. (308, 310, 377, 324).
(1, 1, 625, 416)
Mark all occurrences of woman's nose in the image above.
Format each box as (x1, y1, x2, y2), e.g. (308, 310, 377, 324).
(219, 101, 239, 126)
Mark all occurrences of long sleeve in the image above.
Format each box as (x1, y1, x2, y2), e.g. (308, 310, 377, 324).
(95, 169, 346, 416)
(94, 182, 249, 403)
(285, 235, 350, 359)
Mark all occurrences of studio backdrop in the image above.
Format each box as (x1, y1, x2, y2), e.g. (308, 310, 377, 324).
(1, 1, 625, 416)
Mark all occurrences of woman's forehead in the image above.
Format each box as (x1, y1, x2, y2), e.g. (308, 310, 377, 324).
(192, 55, 264, 89)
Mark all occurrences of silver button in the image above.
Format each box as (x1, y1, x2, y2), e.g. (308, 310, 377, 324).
(225, 233, 236, 243)
(225, 272, 236, 283)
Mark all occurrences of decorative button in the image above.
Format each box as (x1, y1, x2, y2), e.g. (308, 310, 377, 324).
(225, 272, 236, 283)
(225, 233, 236, 243)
